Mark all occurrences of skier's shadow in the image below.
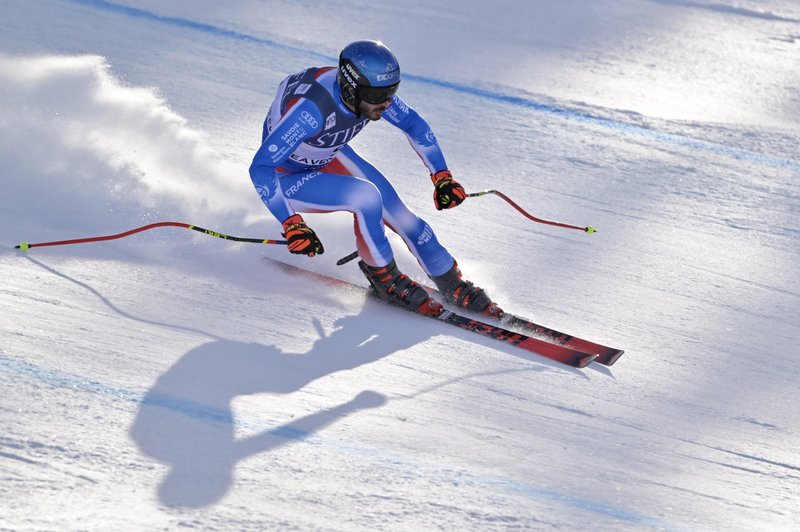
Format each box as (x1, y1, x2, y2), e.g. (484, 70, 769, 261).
(129, 298, 434, 508)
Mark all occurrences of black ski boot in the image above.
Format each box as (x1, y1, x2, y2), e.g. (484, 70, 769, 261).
(431, 261, 503, 317)
(359, 259, 442, 315)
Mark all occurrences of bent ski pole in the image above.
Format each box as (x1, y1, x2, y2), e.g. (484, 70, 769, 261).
(467, 190, 596, 233)
(335, 189, 597, 266)
(15, 221, 287, 250)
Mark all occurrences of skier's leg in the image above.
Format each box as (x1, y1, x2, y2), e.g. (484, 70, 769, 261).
(331, 145, 454, 277)
(277, 169, 393, 267)
(283, 158, 437, 313)
(329, 146, 501, 316)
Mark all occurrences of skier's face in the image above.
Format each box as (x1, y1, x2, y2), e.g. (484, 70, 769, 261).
(358, 99, 392, 121)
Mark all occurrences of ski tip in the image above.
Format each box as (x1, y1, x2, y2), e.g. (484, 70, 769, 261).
(16, 242, 30, 251)
(598, 349, 625, 366)
(576, 353, 599, 368)
(585, 226, 597, 234)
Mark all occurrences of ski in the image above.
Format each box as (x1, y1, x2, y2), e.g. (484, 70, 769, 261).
(499, 314, 624, 366)
(267, 258, 598, 368)
(335, 252, 624, 365)
(412, 288, 624, 366)
(426, 308, 597, 368)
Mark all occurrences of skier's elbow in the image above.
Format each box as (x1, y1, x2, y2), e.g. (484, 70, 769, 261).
(249, 159, 271, 185)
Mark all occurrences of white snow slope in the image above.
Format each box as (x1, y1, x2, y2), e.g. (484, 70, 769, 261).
(2, 1, 799, 530)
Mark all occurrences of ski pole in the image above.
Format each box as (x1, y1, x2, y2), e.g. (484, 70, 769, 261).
(336, 250, 360, 266)
(335, 189, 596, 266)
(467, 190, 596, 233)
(15, 221, 287, 251)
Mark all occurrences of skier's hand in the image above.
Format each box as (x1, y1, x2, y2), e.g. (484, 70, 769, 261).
(431, 170, 466, 210)
(282, 214, 324, 257)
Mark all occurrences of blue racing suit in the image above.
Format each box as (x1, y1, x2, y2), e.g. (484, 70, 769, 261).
(249, 66, 454, 276)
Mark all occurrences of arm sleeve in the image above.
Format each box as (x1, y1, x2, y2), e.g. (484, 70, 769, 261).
(382, 95, 448, 174)
(249, 99, 324, 223)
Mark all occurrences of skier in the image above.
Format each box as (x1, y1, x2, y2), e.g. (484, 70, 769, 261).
(249, 40, 502, 317)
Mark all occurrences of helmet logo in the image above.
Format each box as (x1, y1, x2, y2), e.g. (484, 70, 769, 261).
(376, 70, 399, 82)
(341, 63, 361, 88)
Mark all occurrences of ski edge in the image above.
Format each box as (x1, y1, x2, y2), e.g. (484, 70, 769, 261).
(502, 313, 625, 366)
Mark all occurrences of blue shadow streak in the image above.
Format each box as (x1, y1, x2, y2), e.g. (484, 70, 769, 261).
(66, 0, 333, 62)
(2, 352, 683, 529)
(63, 0, 800, 172)
(0, 353, 318, 441)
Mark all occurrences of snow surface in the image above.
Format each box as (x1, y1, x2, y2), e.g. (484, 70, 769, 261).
(2, 0, 799, 530)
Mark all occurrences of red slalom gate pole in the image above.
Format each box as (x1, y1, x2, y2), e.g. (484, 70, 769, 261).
(15, 222, 287, 250)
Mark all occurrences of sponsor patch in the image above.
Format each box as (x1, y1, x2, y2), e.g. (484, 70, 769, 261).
(417, 224, 433, 246)
(280, 121, 307, 146)
(300, 110, 318, 129)
(325, 112, 337, 130)
(307, 120, 367, 148)
(285, 171, 320, 197)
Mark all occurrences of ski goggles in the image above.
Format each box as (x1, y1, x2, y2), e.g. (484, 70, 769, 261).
(357, 82, 400, 104)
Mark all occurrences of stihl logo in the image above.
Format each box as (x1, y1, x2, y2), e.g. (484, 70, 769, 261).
(307, 120, 367, 148)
